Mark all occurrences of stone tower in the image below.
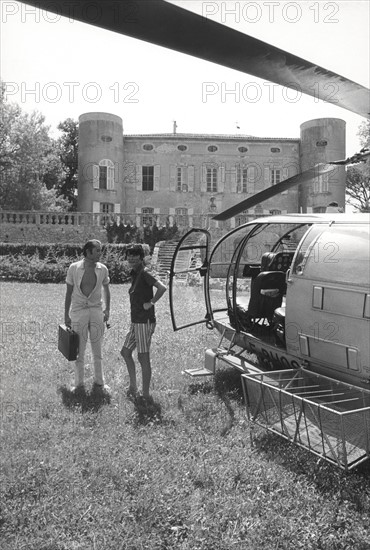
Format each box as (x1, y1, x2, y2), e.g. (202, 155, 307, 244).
(299, 118, 346, 212)
(78, 112, 124, 213)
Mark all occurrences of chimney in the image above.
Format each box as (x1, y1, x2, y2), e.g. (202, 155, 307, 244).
(173, 120, 177, 134)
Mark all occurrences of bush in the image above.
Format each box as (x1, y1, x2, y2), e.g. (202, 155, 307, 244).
(0, 243, 83, 258)
(0, 254, 70, 282)
(0, 242, 151, 283)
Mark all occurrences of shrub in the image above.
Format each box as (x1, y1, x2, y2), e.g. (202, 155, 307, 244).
(0, 242, 151, 283)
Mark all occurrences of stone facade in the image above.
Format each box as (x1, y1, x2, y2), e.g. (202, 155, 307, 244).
(0, 115, 347, 245)
(77, 113, 346, 223)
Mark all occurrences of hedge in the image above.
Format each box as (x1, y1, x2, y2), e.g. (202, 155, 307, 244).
(0, 242, 151, 283)
(0, 242, 150, 259)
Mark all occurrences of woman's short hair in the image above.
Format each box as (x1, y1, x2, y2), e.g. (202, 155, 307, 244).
(125, 244, 144, 260)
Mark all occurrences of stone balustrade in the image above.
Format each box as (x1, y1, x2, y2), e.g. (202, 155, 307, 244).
(0, 210, 221, 229)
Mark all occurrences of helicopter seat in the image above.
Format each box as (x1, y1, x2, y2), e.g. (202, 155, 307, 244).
(260, 252, 276, 271)
(238, 271, 286, 330)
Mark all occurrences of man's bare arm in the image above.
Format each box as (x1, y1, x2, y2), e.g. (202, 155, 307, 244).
(64, 283, 73, 326)
(103, 284, 111, 321)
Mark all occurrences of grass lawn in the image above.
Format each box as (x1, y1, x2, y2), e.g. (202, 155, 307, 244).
(1, 282, 370, 550)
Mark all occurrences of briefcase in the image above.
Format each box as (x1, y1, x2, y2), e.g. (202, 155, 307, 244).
(58, 324, 79, 361)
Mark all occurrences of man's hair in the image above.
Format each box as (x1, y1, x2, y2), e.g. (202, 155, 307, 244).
(83, 239, 101, 257)
(125, 244, 144, 260)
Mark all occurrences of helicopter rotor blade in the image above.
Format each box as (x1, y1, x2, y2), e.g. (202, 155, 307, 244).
(19, 0, 370, 118)
(212, 164, 337, 221)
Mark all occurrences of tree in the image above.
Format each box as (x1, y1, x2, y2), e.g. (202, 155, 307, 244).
(0, 82, 67, 211)
(346, 165, 370, 212)
(57, 118, 78, 210)
(345, 121, 370, 212)
(357, 119, 370, 149)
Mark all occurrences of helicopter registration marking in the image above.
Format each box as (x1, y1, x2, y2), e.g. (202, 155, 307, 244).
(240, 338, 302, 371)
(216, 320, 302, 371)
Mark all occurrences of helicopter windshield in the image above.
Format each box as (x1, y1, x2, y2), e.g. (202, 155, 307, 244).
(208, 220, 312, 331)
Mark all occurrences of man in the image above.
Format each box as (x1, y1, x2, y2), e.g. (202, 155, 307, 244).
(121, 244, 167, 401)
(64, 239, 111, 394)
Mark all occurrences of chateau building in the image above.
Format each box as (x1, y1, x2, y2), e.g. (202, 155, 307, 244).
(77, 113, 346, 227)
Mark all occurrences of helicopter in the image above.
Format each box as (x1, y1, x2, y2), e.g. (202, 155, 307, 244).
(19, 0, 370, 470)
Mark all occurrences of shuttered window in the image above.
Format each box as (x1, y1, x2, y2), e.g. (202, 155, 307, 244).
(142, 166, 154, 191)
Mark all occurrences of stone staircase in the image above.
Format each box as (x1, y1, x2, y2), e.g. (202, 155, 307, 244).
(152, 240, 181, 280)
(153, 237, 203, 282)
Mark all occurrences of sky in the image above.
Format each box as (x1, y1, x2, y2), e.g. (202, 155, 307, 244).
(1, 0, 369, 155)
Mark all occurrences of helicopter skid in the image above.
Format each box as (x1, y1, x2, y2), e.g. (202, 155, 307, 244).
(211, 312, 370, 470)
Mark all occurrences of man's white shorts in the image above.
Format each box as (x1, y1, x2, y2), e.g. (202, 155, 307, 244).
(123, 321, 156, 353)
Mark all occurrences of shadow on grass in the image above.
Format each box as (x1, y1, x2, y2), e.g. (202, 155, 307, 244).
(213, 368, 245, 437)
(184, 366, 244, 400)
(251, 430, 370, 509)
(185, 369, 245, 437)
(188, 380, 213, 395)
(58, 385, 111, 413)
(213, 368, 244, 403)
(133, 395, 163, 426)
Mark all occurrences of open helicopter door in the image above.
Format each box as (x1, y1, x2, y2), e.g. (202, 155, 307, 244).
(169, 229, 212, 332)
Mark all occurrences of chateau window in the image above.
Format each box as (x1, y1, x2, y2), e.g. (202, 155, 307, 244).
(177, 167, 188, 192)
(177, 145, 188, 152)
(99, 159, 115, 190)
(269, 209, 281, 215)
(236, 165, 250, 193)
(236, 210, 249, 226)
(99, 202, 114, 225)
(271, 169, 281, 185)
(100, 203, 114, 214)
(207, 145, 218, 153)
(175, 207, 188, 224)
(254, 205, 263, 215)
(270, 147, 281, 153)
(313, 174, 329, 194)
(142, 207, 154, 225)
(206, 167, 218, 192)
(142, 166, 154, 191)
(238, 146, 248, 153)
(316, 140, 328, 147)
(99, 166, 107, 189)
(143, 144, 154, 151)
